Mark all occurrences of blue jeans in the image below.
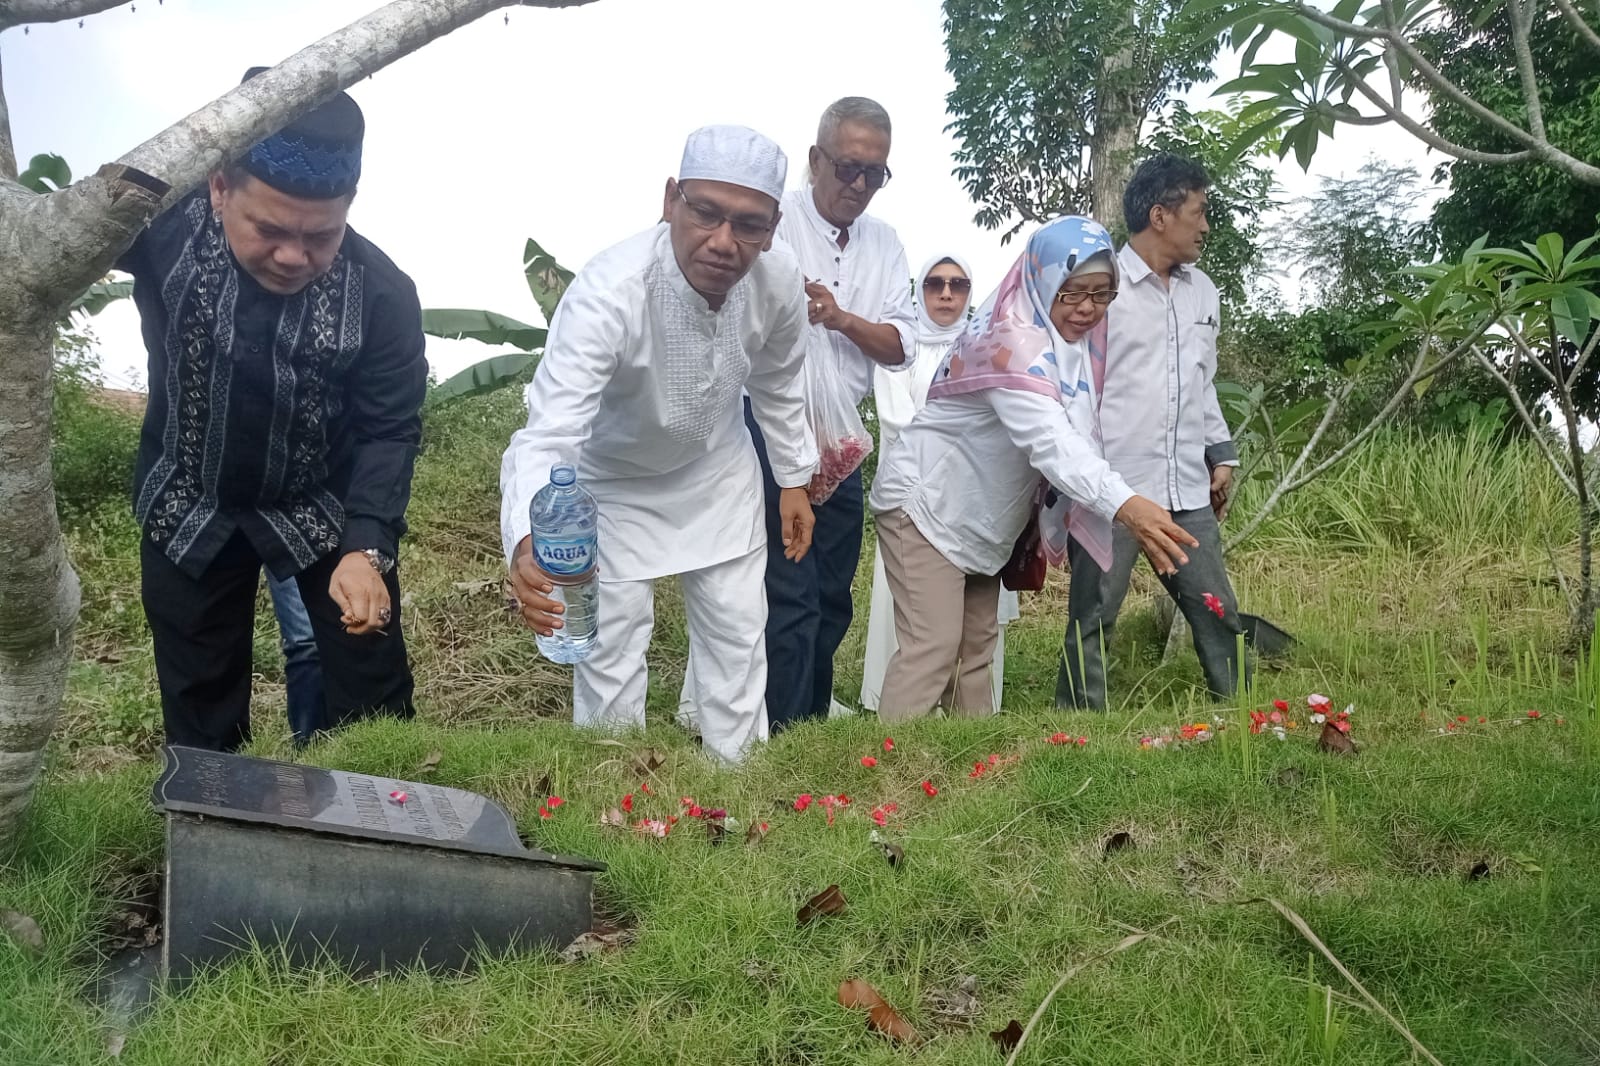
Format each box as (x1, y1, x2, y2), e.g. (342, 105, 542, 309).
(746, 400, 864, 731)
(267, 570, 324, 745)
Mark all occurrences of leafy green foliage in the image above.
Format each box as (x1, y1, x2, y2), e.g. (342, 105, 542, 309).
(420, 308, 545, 352)
(1421, 0, 1600, 255)
(523, 237, 574, 326)
(17, 152, 70, 193)
(1148, 98, 1278, 304)
(941, 0, 1219, 236)
(49, 326, 140, 523)
(428, 353, 537, 405)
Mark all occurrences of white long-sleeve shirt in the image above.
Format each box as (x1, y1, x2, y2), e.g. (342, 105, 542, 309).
(775, 189, 917, 404)
(869, 387, 1135, 576)
(500, 225, 817, 582)
(873, 338, 949, 450)
(1099, 243, 1238, 512)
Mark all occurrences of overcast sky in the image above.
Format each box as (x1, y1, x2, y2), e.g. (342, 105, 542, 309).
(3, 0, 1436, 389)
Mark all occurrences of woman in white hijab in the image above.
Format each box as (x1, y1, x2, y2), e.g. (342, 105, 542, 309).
(856, 254, 1020, 712)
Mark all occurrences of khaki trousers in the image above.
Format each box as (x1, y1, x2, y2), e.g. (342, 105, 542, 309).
(875, 509, 1002, 722)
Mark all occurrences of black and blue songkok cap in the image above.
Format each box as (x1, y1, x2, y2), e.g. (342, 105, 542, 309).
(238, 66, 364, 199)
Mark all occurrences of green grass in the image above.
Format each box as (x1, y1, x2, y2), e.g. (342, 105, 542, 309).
(3, 401, 1599, 1064)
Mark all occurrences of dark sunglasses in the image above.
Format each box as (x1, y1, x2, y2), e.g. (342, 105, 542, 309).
(922, 277, 972, 294)
(816, 147, 892, 191)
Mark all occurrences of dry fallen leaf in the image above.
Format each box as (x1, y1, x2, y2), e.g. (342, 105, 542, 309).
(599, 807, 627, 828)
(744, 821, 771, 847)
(416, 749, 443, 774)
(629, 748, 666, 777)
(742, 957, 779, 984)
(706, 820, 727, 847)
(452, 578, 498, 594)
(990, 1018, 1024, 1052)
(879, 841, 905, 868)
(1, 910, 44, 955)
(839, 977, 885, 1010)
(532, 770, 553, 798)
(1103, 831, 1134, 856)
(867, 1000, 921, 1045)
(797, 884, 848, 927)
(838, 978, 921, 1045)
(925, 974, 980, 1029)
(558, 926, 629, 963)
(1317, 720, 1358, 756)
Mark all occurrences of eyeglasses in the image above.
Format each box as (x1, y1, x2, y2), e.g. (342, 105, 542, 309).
(675, 189, 777, 245)
(1055, 288, 1118, 307)
(816, 147, 892, 191)
(922, 277, 972, 294)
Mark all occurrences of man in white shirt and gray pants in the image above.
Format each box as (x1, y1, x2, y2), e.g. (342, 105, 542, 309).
(1055, 153, 1248, 710)
(756, 96, 917, 730)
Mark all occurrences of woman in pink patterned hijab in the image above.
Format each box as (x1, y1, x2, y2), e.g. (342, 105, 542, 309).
(867, 216, 1195, 721)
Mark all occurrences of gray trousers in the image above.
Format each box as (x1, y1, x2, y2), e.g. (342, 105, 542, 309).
(1054, 507, 1248, 710)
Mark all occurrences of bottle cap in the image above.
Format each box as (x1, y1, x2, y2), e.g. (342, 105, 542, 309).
(549, 464, 577, 487)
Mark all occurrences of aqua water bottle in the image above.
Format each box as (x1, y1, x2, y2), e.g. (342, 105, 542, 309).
(528, 464, 599, 663)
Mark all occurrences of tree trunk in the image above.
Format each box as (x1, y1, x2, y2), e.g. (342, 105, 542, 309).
(0, 0, 595, 850)
(1088, 27, 1141, 230)
(0, 311, 80, 850)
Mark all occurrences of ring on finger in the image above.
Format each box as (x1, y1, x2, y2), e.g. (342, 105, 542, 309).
(378, 606, 392, 624)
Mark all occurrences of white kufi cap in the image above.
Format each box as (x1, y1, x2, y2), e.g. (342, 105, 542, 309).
(679, 125, 788, 203)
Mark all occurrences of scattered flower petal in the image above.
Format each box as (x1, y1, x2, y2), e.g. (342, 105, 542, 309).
(1048, 731, 1071, 745)
(620, 793, 634, 813)
(388, 790, 407, 805)
(1202, 592, 1225, 618)
(1272, 699, 1290, 712)
(794, 793, 813, 812)
(882, 737, 895, 752)
(922, 779, 939, 797)
(545, 795, 564, 808)
(538, 804, 552, 819)
(1526, 709, 1542, 719)
(860, 755, 878, 768)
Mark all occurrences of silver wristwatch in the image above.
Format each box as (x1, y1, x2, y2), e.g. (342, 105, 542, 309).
(362, 548, 395, 575)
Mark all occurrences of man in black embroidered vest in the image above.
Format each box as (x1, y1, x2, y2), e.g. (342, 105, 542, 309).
(121, 69, 425, 751)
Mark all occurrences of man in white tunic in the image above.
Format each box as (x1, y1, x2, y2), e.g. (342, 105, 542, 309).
(500, 126, 818, 764)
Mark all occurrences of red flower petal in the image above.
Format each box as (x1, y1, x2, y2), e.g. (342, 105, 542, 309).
(621, 793, 634, 813)
(1527, 709, 1542, 719)
(922, 780, 938, 797)
(836, 794, 851, 805)
(1048, 731, 1070, 745)
(1076, 736, 1088, 746)
(871, 808, 888, 827)
(1202, 592, 1225, 619)
(538, 804, 551, 819)
(640, 782, 653, 795)
(1272, 699, 1290, 712)
(882, 737, 895, 752)
(794, 793, 813, 812)
(687, 805, 704, 818)
(1457, 715, 1469, 723)
(860, 755, 878, 768)
(1478, 717, 1487, 724)
(389, 790, 407, 805)
(987, 754, 1000, 766)
(1334, 720, 1351, 733)
(546, 795, 565, 808)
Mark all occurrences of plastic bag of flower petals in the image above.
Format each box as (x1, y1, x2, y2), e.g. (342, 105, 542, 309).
(801, 353, 874, 504)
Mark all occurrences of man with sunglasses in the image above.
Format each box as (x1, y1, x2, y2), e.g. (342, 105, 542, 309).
(1055, 153, 1248, 711)
(748, 95, 917, 732)
(500, 126, 817, 765)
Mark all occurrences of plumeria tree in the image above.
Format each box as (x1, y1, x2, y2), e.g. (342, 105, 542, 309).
(0, 0, 594, 850)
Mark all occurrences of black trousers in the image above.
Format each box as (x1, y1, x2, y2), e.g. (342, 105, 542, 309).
(745, 400, 865, 731)
(141, 531, 415, 751)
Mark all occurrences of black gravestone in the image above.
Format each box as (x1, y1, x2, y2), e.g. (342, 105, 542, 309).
(153, 746, 604, 982)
